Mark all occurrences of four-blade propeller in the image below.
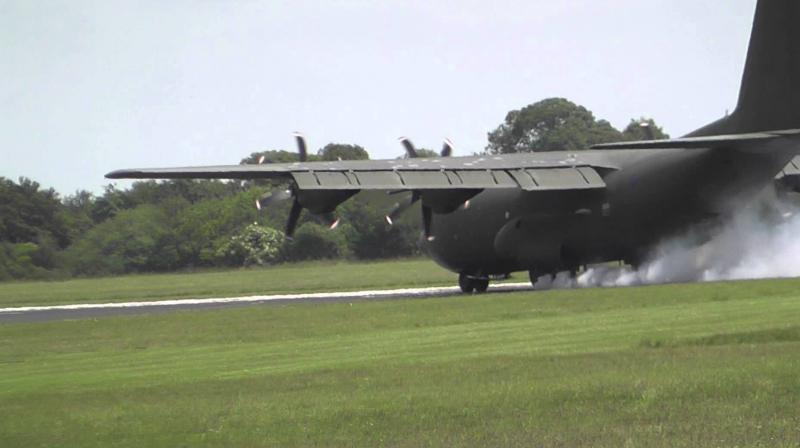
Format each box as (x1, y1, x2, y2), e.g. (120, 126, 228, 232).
(386, 138, 455, 241)
(256, 134, 456, 241)
(254, 133, 339, 237)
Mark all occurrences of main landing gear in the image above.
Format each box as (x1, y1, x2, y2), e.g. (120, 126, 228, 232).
(458, 273, 489, 294)
(528, 269, 559, 289)
(528, 269, 546, 288)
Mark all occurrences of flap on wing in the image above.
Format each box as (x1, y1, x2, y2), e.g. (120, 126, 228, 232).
(292, 166, 606, 191)
(591, 129, 800, 151)
(506, 167, 605, 191)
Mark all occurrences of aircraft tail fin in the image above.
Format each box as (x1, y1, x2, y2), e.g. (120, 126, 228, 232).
(690, 0, 800, 137)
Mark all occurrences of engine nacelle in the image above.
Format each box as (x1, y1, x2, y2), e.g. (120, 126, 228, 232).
(421, 189, 482, 214)
(295, 189, 358, 214)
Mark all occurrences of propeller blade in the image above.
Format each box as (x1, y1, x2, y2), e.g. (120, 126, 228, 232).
(257, 155, 266, 164)
(422, 204, 434, 241)
(293, 132, 308, 162)
(256, 189, 292, 210)
(441, 139, 454, 157)
(316, 212, 341, 230)
(285, 198, 303, 237)
(385, 191, 420, 225)
(638, 120, 656, 140)
(399, 137, 417, 158)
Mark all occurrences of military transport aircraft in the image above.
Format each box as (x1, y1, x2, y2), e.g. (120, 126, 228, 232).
(108, 0, 800, 293)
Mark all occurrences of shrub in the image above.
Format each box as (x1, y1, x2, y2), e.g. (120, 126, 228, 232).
(284, 223, 349, 262)
(215, 223, 285, 267)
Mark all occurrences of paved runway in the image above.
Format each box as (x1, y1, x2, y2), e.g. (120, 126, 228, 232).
(0, 283, 532, 323)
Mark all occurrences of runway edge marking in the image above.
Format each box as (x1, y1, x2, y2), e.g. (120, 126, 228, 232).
(0, 283, 532, 313)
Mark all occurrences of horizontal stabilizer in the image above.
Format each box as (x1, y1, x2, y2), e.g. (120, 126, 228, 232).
(591, 129, 800, 151)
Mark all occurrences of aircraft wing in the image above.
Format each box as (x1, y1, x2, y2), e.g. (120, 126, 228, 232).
(591, 129, 800, 151)
(106, 153, 612, 192)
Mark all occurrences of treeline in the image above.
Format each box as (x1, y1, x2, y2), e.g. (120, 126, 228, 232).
(0, 176, 422, 281)
(0, 98, 668, 281)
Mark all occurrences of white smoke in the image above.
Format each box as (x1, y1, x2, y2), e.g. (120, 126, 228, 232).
(535, 194, 800, 289)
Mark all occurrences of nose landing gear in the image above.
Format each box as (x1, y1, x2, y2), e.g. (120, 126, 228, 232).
(458, 273, 489, 293)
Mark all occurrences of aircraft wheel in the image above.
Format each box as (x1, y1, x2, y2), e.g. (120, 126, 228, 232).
(473, 278, 490, 293)
(458, 273, 475, 293)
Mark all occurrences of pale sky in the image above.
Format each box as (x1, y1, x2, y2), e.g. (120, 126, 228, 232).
(1, 0, 756, 195)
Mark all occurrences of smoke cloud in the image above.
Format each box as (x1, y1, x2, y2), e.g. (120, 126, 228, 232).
(535, 194, 800, 289)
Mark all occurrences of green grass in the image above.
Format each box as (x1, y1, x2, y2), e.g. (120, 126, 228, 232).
(0, 258, 455, 308)
(2, 278, 800, 446)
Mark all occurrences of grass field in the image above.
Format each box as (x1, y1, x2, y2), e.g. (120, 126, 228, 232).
(0, 258, 455, 308)
(2, 275, 800, 446)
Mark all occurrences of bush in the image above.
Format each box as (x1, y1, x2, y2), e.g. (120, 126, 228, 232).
(284, 223, 349, 262)
(173, 191, 261, 267)
(0, 242, 59, 280)
(215, 224, 285, 267)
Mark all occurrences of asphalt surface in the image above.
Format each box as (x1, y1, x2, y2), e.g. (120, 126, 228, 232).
(0, 283, 532, 323)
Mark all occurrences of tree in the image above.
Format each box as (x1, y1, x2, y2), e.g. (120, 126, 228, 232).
(410, 148, 440, 158)
(486, 98, 623, 154)
(621, 118, 670, 141)
(61, 190, 96, 241)
(0, 177, 71, 249)
(125, 179, 241, 206)
(90, 184, 134, 224)
(318, 143, 369, 161)
(64, 205, 179, 276)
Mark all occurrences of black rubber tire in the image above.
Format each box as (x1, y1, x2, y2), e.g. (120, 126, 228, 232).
(458, 273, 475, 293)
(473, 278, 489, 293)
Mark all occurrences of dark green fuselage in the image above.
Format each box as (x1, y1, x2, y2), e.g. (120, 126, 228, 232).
(426, 146, 797, 277)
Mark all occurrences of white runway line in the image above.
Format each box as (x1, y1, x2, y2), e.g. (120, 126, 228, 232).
(0, 283, 532, 314)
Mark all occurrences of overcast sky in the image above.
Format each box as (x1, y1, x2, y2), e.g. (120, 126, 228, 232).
(1, 0, 756, 195)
